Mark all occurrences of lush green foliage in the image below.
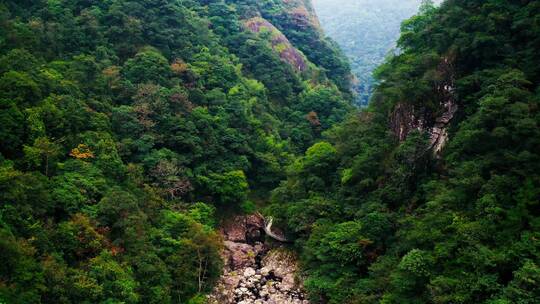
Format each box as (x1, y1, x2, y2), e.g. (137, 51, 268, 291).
(270, 0, 540, 303)
(0, 0, 351, 302)
(4, 0, 538, 303)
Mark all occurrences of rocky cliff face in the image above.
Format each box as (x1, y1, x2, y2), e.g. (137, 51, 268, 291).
(390, 55, 458, 156)
(208, 215, 308, 304)
(244, 17, 309, 72)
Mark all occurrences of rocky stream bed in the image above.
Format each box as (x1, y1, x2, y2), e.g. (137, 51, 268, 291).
(208, 215, 309, 304)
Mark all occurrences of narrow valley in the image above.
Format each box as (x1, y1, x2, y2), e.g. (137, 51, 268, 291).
(1, 1, 539, 304)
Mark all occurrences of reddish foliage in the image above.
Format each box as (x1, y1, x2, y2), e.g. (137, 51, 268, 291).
(306, 111, 321, 127)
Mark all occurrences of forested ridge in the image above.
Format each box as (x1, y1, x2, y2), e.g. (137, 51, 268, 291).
(1, 0, 540, 304)
(269, 0, 540, 303)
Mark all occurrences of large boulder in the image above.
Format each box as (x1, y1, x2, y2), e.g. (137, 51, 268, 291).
(223, 241, 257, 270)
(222, 215, 248, 242)
(221, 214, 265, 243)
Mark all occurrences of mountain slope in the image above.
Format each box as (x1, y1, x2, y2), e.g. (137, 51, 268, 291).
(0, 0, 351, 303)
(269, 0, 540, 303)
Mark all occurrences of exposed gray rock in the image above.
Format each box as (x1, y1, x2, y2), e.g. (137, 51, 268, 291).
(244, 267, 256, 277)
(390, 55, 458, 157)
(208, 215, 308, 304)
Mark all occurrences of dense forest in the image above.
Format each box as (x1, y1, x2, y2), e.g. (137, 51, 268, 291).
(313, 0, 443, 106)
(1, 0, 540, 304)
(269, 0, 540, 303)
(0, 0, 351, 303)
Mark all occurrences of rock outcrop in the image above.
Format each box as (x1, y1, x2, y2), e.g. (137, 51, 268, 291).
(208, 215, 307, 304)
(390, 55, 458, 156)
(244, 17, 309, 72)
(282, 0, 322, 30)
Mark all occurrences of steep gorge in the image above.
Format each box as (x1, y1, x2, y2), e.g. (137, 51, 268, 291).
(2, 0, 540, 304)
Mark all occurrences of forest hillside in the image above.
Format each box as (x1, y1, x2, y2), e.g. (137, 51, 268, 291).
(0, 0, 351, 303)
(269, 0, 540, 303)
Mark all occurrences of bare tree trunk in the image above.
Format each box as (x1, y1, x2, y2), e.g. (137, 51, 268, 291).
(197, 249, 203, 293)
(197, 249, 209, 293)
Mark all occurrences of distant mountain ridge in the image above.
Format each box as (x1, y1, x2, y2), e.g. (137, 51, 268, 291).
(313, 0, 442, 105)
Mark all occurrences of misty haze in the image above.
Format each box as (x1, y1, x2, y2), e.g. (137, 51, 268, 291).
(313, 0, 442, 105)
